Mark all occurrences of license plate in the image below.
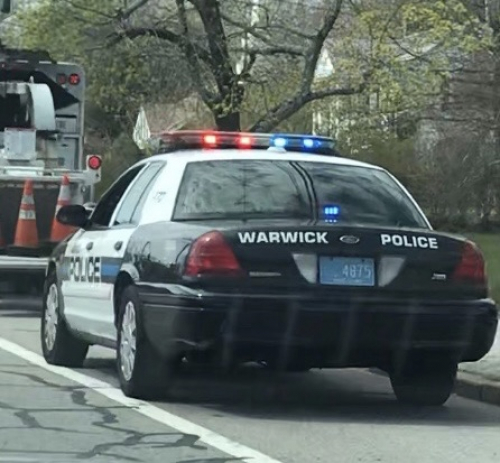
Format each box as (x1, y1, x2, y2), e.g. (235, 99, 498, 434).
(319, 257, 375, 286)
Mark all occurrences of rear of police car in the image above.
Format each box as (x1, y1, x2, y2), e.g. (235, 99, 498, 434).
(144, 131, 499, 406)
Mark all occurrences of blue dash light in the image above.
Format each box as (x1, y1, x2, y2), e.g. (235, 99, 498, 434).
(323, 205, 340, 223)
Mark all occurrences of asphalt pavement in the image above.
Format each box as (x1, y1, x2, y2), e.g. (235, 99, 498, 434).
(0, 307, 499, 463)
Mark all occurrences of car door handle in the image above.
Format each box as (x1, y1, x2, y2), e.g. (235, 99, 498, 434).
(114, 241, 123, 251)
(86, 242, 93, 250)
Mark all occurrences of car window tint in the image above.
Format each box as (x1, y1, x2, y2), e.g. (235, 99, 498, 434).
(113, 162, 165, 226)
(173, 160, 428, 228)
(91, 165, 145, 227)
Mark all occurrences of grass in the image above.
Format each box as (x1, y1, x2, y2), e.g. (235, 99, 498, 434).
(467, 233, 500, 302)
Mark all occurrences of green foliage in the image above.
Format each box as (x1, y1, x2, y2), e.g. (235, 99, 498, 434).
(314, 0, 491, 140)
(96, 133, 142, 196)
(337, 131, 418, 183)
(4, 0, 189, 128)
(2, 0, 492, 142)
(241, 58, 312, 132)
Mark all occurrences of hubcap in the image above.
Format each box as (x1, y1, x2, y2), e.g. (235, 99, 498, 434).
(44, 284, 58, 351)
(120, 301, 137, 381)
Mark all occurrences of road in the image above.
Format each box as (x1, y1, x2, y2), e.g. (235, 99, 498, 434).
(0, 307, 499, 463)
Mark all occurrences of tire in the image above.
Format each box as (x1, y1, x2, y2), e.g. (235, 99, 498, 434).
(390, 355, 458, 406)
(116, 285, 177, 400)
(41, 271, 89, 367)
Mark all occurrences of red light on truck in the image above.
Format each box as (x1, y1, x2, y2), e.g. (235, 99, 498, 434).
(56, 73, 67, 85)
(68, 73, 80, 85)
(87, 155, 102, 170)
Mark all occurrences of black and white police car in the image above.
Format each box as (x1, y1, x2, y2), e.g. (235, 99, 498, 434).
(41, 131, 498, 406)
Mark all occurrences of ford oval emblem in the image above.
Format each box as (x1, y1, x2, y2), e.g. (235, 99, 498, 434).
(340, 235, 360, 244)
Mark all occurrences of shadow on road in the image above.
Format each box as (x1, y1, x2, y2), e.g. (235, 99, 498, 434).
(82, 356, 500, 428)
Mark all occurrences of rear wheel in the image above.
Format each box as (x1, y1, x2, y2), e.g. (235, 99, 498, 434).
(116, 285, 178, 400)
(390, 355, 458, 406)
(41, 271, 89, 367)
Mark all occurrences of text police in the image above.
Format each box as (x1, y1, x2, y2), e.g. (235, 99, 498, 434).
(380, 233, 438, 249)
(68, 256, 102, 283)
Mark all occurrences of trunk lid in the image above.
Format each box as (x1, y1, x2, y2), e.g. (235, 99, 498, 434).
(211, 222, 485, 300)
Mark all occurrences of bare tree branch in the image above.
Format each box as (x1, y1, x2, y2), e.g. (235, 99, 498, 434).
(115, 0, 150, 21)
(190, 0, 235, 93)
(300, 0, 344, 94)
(249, 80, 366, 133)
(231, 46, 304, 57)
(109, 25, 212, 64)
(172, 0, 218, 105)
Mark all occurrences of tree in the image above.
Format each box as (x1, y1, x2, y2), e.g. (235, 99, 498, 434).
(4, 0, 490, 133)
(2, 0, 192, 131)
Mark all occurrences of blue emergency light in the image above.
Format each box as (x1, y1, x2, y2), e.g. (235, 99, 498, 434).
(152, 130, 339, 157)
(322, 205, 340, 223)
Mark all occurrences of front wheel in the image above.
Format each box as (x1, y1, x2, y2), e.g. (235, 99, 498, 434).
(41, 271, 89, 367)
(116, 285, 178, 400)
(390, 356, 458, 406)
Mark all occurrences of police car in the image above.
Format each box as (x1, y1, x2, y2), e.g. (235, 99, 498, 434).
(40, 131, 498, 406)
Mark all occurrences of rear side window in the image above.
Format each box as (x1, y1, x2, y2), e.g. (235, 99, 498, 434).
(173, 160, 429, 229)
(113, 162, 165, 226)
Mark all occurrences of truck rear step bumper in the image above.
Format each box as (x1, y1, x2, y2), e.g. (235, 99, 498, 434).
(0, 256, 48, 271)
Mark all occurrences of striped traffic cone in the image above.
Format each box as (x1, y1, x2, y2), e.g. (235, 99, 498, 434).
(11, 179, 39, 251)
(49, 174, 76, 242)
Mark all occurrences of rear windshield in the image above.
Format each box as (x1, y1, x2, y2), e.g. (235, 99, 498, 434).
(173, 159, 429, 228)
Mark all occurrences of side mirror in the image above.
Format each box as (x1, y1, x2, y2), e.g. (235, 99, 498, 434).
(56, 204, 89, 228)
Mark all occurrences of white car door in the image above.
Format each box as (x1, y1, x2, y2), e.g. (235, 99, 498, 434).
(86, 161, 167, 341)
(61, 163, 148, 337)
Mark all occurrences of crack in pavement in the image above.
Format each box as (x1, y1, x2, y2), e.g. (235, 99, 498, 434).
(0, 369, 216, 462)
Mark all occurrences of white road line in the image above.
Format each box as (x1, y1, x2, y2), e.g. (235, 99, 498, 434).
(0, 337, 283, 463)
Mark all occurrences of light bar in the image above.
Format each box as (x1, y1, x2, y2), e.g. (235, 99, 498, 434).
(149, 130, 339, 156)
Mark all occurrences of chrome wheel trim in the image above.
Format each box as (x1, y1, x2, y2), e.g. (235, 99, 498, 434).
(119, 301, 137, 382)
(44, 283, 58, 351)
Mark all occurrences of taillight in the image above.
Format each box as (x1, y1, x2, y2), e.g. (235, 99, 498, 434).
(184, 231, 244, 277)
(452, 241, 486, 285)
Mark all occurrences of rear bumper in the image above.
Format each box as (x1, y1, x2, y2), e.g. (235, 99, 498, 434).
(138, 289, 498, 367)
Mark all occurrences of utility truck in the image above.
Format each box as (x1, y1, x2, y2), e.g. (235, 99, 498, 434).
(0, 1, 102, 296)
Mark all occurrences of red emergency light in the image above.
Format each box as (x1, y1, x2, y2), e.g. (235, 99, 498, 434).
(55, 73, 80, 86)
(56, 73, 67, 85)
(201, 133, 253, 149)
(87, 155, 102, 170)
(203, 134, 217, 146)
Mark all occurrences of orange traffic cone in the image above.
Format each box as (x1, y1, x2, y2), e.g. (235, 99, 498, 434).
(13, 179, 39, 248)
(50, 174, 75, 242)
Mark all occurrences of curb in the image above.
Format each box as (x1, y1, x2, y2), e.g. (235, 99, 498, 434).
(455, 371, 500, 406)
